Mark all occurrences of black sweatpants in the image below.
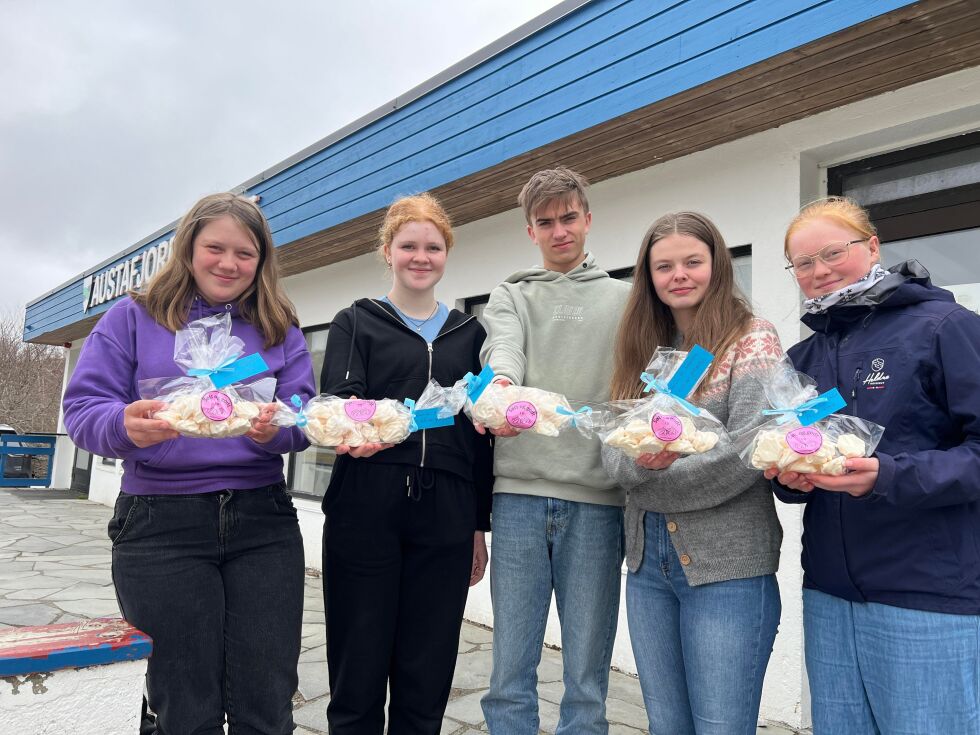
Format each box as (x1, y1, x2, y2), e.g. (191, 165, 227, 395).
(322, 460, 476, 735)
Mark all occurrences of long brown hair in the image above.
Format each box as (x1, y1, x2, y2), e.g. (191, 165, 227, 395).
(610, 212, 753, 400)
(131, 193, 298, 347)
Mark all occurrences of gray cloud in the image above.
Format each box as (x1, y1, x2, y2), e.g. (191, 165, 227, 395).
(1, 0, 561, 314)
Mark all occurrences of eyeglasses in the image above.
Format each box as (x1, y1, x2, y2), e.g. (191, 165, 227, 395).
(785, 239, 868, 275)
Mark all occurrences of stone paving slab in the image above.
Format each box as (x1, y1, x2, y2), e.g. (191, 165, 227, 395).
(0, 489, 803, 734)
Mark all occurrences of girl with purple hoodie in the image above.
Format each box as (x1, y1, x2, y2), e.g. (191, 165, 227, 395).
(63, 193, 315, 734)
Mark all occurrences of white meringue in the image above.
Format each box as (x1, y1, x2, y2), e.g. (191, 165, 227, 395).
(604, 412, 720, 458)
(749, 429, 868, 475)
(155, 389, 263, 438)
(300, 397, 412, 447)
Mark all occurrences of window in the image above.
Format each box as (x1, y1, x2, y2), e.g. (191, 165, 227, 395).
(609, 248, 751, 295)
(463, 246, 752, 318)
(598, 247, 751, 294)
(731, 245, 752, 298)
(287, 324, 334, 499)
(463, 295, 490, 326)
(829, 131, 980, 315)
(878, 230, 980, 315)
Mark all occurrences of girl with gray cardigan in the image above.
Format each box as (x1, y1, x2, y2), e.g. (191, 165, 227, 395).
(602, 212, 784, 735)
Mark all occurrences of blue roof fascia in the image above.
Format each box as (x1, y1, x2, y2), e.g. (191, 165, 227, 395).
(251, 0, 914, 245)
(25, 232, 175, 341)
(24, 0, 914, 342)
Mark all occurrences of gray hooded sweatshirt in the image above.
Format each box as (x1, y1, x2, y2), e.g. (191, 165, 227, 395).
(480, 252, 630, 506)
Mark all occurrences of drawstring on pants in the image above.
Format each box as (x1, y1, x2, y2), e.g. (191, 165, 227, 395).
(405, 467, 435, 502)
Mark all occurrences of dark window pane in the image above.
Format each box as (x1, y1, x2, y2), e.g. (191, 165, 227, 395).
(289, 325, 334, 499)
(881, 228, 980, 315)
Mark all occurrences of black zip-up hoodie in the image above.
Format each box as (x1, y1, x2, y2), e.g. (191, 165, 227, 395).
(320, 298, 493, 529)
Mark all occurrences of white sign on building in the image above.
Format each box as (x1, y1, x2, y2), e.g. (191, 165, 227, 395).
(81, 240, 172, 313)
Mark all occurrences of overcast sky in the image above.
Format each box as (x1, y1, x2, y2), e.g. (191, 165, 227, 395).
(0, 0, 563, 322)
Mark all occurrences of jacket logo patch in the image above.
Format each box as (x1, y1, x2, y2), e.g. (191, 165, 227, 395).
(552, 304, 584, 322)
(863, 357, 890, 390)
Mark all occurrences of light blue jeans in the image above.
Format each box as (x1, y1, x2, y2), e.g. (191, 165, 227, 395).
(804, 587, 980, 734)
(627, 512, 780, 735)
(481, 493, 624, 735)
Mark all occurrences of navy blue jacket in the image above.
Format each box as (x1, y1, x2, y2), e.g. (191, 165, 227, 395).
(775, 261, 980, 614)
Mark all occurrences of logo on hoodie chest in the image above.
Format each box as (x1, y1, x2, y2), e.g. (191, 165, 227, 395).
(552, 304, 585, 322)
(862, 357, 890, 390)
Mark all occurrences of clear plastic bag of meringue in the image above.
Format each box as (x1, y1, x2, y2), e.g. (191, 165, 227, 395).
(272, 380, 458, 448)
(736, 363, 884, 476)
(450, 365, 602, 438)
(601, 346, 723, 459)
(138, 313, 275, 438)
(274, 395, 412, 447)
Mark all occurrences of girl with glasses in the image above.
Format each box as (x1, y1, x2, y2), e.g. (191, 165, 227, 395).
(772, 196, 980, 734)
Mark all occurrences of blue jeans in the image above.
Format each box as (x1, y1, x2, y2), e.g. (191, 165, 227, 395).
(804, 588, 980, 734)
(110, 485, 305, 735)
(481, 493, 624, 735)
(627, 512, 779, 735)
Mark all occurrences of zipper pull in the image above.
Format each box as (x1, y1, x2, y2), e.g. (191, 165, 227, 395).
(427, 343, 433, 353)
(852, 366, 861, 400)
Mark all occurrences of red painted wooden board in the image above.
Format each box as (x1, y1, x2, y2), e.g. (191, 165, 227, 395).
(0, 617, 152, 676)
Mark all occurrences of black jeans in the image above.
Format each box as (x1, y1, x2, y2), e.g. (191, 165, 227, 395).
(323, 461, 476, 734)
(109, 484, 305, 735)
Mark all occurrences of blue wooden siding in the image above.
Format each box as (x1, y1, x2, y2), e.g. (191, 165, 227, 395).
(24, 232, 173, 341)
(25, 0, 914, 342)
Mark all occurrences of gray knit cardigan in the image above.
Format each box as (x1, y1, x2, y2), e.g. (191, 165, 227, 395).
(602, 318, 784, 586)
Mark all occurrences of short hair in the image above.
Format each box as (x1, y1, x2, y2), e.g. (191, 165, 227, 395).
(518, 166, 590, 224)
(784, 196, 877, 258)
(378, 193, 454, 262)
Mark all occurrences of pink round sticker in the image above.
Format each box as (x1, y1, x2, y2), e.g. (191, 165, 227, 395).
(651, 412, 683, 442)
(200, 391, 234, 422)
(505, 401, 538, 430)
(344, 399, 377, 422)
(786, 426, 823, 455)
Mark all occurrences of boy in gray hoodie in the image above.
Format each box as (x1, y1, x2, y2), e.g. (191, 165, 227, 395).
(480, 168, 629, 734)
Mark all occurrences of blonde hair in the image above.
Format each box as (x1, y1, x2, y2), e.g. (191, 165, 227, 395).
(610, 212, 753, 400)
(518, 166, 590, 224)
(377, 193, 454, 263)
(131, 192, 298, 348)
(784, 196, 877, 258)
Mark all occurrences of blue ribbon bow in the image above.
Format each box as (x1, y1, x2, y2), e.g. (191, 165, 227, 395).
(760, 388, 846, 427)
(555, 405, 593, 428)
(289, 394, 308, 428)
(404, 398, 419, 432)
(638, 345, 714, 416)
(403, 397, 455, 432)
(187, 352, 270, 389)
(463, 365, 496, 403)
(640, 373, 701, 416)
(187, 355, 238, 379)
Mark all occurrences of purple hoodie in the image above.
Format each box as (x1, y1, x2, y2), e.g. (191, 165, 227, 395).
(63, 296, 314, 495)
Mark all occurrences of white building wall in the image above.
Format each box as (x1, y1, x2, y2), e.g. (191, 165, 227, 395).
(0, 659, 147, 735)
(61, 64, 980, 730)
(51, 342, 81, 490)
(88, 454, 125, 507)
(286, 65, 980, 728)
